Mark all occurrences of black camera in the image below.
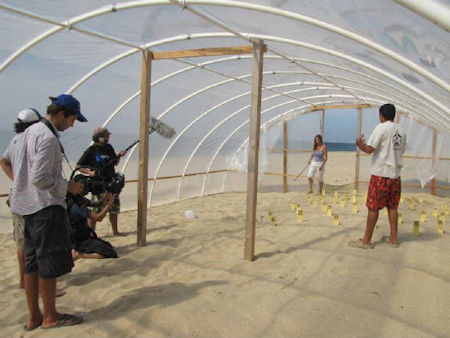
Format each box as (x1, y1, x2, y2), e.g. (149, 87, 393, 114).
(72, 172, 125, 196)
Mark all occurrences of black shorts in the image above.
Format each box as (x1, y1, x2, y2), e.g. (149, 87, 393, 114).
(24, 205, 74, 279)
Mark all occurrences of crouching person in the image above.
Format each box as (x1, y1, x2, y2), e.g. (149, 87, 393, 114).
(67, 192, 118, 260)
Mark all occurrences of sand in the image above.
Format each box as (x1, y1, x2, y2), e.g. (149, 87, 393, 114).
(0, 154, 449, 337)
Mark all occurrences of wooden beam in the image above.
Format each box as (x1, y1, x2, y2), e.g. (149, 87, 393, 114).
(244, 40, 264, 261)
(354, 107, 362, 191)
(152, 45, 266, 60)
(126, 169, 237, 183)
(283, 120, 288, 193)
(269, 148, 311, 153)
(310, 103, 371, 111)
(431, 129, 437, 195)
(137, 50, 152, 247)
(319, 109, 325, 136)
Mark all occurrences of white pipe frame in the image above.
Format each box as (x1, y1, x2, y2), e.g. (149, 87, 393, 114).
(171, 0, 450, 93)
(64, 31, 447, 138)
(140, 75, 426, 205)
(118, 63, 431, 181)
(221, 95, 414, 194)
(178, 88, 422, 201)
(2, 1, 449, 203)
(393, 0, 450, 32)
(1, 1, 448, 123)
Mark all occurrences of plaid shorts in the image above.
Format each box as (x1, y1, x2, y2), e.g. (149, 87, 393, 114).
(366, 175, 401, 211)
(91, 193, 120, 214)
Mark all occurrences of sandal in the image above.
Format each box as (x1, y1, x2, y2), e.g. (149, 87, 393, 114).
(24, 321, 41, 331)
(41, 314, 83, 329)
(348, 239, 374, 249)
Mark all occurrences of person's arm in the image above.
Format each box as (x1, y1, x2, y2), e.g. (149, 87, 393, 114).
(0, 157, 13, 180)
(75, 166, 96, 177)
(356, 134, 375, 154)
(88, 193, 114, 222)
(320, 145, 328, 170)
(114, 149, 127, 166)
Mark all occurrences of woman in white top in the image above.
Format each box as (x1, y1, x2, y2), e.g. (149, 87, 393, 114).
(307, 134, 327, 195)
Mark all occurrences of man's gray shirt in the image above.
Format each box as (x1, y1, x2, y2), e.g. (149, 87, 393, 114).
(4, 120, 68, 215)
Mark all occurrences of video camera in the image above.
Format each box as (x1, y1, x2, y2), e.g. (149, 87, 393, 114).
(71, 167, 125, 196)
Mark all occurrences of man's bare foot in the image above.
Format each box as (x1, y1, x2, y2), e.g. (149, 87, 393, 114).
(72, 249, 80, 261)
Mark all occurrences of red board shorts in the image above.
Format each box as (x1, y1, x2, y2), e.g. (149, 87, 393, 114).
(366, 175, 401, 211)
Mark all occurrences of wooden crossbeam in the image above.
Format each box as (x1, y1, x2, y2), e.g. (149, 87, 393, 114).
(152, 45, 266, 60)
(310, 103, 371, 111)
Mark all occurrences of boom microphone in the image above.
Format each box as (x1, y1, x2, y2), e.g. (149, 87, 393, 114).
(150, 117, 176, 139)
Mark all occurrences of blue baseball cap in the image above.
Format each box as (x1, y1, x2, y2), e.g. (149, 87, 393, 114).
(49, 94, 87, 122)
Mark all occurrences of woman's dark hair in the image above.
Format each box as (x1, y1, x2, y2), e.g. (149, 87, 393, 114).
(313, 134, 323, 150)
(47, 103, 76, 118)
(379, 103, 396, 121)
(14, 120, 40, 133)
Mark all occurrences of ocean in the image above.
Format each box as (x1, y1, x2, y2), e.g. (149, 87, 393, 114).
(326, 142, 356, 152)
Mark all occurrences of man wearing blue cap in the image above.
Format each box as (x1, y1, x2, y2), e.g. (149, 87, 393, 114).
(8, 94, 87, 330)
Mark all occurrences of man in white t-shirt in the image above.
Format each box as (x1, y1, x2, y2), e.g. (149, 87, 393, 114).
(349, 103, 407, 249)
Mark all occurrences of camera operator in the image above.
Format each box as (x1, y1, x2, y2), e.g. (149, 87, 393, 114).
(67, 188, 118, 260)
(76, 127, 127, 236)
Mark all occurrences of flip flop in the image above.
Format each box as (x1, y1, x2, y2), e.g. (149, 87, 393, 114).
(24, 321, 41, 331)
(55, 288, 66, 297)
(348, 239, 374, 249)
(41, 314, 83, 329)
(381, 235, 399, 248)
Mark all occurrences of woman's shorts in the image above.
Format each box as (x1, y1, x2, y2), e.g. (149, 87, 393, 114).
(308, 161, 325, 182)
(366, 175, 401, 211)
(23, 205, 74, 279)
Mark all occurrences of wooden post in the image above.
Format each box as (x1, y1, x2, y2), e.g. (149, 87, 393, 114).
(137, 50, 152, 247)
(244, 40, 264, 261)
(431, 129, 437, 195)
(319, 109, 325, 136)
(283, 120, 288, 193)
(355, 108, 362, 191)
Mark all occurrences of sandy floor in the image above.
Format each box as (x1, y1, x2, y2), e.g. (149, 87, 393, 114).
(0, 186, 449, 337)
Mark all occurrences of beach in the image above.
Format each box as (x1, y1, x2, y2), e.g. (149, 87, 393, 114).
(0, 152, 449, 337)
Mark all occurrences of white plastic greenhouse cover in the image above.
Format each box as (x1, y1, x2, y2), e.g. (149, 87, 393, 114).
(1, 0, 449, 211)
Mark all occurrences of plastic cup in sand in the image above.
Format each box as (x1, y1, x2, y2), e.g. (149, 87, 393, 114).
(398, 213, 403, 224)
(433, 208, 438, 218)
(327, 207, 332, 216)
(297, 214, 303, 224)
(184, 210, 196, 219)
(270, 215, 277, 226)
(352, 204, 359, 213)
(420, 211, 426, 223)
(437, 220, 444, 235)
(290, 201, 296, 211)
(413, 221, 420, 236)
(332, 214, 339, 226)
